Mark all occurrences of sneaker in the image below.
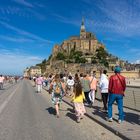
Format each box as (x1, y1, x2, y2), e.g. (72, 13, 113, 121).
(102, 109, 107, 113)
(89, 102, 93, 107)
(56, 114, 60, 118)
(118, 120, 122, 124)
(77, 117, 80, 123)
(107, 118, 113, 122)
(104, 110, 108, 114)
(80, 115, 84, 119)
(84, 103, 89, 106)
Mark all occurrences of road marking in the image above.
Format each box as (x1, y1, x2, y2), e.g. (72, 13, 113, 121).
(0, 86, 19, 115)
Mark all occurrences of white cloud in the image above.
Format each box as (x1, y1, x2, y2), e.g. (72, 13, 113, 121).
(0, 21, 53, 44)
(0, 4, 46, 20)
(52, 14, 80, 26)
(34, 2, 46, 8)
(128, 48, 140, 54)
(53, 0, 140, 37)
(135, 60, 140, 64)
(28, 56, 42, 61)
(0, 50, 43, 75)
(88, 0, 140, 36)
(0, 6, 31, 18)
(0, 35, 34, 43)
(12, 0, 34, 8)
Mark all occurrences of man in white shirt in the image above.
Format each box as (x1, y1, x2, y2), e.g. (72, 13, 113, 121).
(66, 75, 74, 96)
(99, 70, 109, 113)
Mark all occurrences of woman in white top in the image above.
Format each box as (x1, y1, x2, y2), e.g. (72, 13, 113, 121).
(99, 70, 109, 113)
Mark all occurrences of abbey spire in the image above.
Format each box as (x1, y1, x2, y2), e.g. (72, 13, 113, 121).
(80, 17, 86, 39)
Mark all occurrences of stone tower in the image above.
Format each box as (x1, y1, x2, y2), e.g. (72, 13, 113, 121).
(80, 18, 86, 39)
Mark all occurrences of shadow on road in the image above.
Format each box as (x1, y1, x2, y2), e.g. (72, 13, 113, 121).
(91, 106, 108, 121)
(46, 107, 56, 115)
(115, 111, 140, 125)
(67, 107, 75, 113)
(66, 108, 77, 122)
(66, 112, 77, 122)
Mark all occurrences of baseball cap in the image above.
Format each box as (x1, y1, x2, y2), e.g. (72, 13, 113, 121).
(114, 66, 121, 73)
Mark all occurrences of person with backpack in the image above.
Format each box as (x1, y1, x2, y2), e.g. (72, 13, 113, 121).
(80, 74, 92, 106)
(72, 80, 86, 123)
(50, 74, 64, 118)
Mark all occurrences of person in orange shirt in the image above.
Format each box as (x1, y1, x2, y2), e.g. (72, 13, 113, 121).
(88, 71, 98, 105)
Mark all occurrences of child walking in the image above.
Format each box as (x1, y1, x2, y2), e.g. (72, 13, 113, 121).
(72, 81, 86, 123)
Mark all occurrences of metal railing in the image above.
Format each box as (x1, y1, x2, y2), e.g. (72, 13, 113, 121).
(95, 86, 140, 112)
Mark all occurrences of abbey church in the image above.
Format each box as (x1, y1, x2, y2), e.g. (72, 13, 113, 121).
(51, 18, 105, 60)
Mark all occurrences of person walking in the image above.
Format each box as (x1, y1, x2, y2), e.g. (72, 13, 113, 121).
(60, 73, 66, 96)
(88, 71, 97, 105)
(0, 75, 5, 90)
(50, 74, 64, 118)
(107, 66, 126, 123)
(80, 74, 92, 106)
(74, 73, 80, 84)
(35, 75, 44, 93)
(72, 80, 86, 123)
(66, 75, 74, 96)
(99, 70, 109, 113)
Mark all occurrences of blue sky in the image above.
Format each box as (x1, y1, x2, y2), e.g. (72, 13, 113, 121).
(0, 0, 140, 75)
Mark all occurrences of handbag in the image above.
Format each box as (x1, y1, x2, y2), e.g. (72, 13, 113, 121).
(116, 74, 125, 96)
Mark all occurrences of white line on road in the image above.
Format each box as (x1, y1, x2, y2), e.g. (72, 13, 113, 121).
(0, 86, 19, 115)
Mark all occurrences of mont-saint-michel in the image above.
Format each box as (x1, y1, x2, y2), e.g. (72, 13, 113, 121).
(24, 19, 140, 78)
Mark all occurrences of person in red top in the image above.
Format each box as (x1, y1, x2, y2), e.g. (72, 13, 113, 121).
(107, 66, 126, 124)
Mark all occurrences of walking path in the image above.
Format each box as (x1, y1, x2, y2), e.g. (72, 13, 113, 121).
(43, 85, 140, 140)
(62, 96, 140, 140)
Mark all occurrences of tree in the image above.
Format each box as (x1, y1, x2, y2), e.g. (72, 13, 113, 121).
(92, 59, 97, 64)
(91, 56, 97, 64)
(96, 47, 108, 60)
(96, 47, 109, 67)
(68, 49, 86, 63)
(42, 59, 46, 64)
(91, 47, 109, 67)
(73, 56, 87, 63)
(56, 52, 66, 60)
(48, 55, 52, 60)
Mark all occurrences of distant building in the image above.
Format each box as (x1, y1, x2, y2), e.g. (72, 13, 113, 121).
(29, 66, 41, 77)
(23, 68, 29, 78)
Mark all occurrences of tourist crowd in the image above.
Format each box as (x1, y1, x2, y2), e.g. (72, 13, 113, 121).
(33, 66, 126, 123)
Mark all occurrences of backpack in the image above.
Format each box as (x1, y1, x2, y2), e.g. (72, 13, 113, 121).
(54, 83, 61, 95)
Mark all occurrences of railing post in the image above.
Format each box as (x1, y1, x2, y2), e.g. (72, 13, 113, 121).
(132, 90, 136, 110)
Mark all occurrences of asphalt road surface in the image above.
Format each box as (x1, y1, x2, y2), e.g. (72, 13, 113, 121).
(0, 80, 122, 140)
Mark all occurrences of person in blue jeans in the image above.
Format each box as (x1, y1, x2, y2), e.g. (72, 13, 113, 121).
(108, 66, 126, 124)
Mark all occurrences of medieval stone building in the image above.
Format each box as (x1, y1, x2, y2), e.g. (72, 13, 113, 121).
(52, 18, 104, 61)
(44, 19, 140, 77)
